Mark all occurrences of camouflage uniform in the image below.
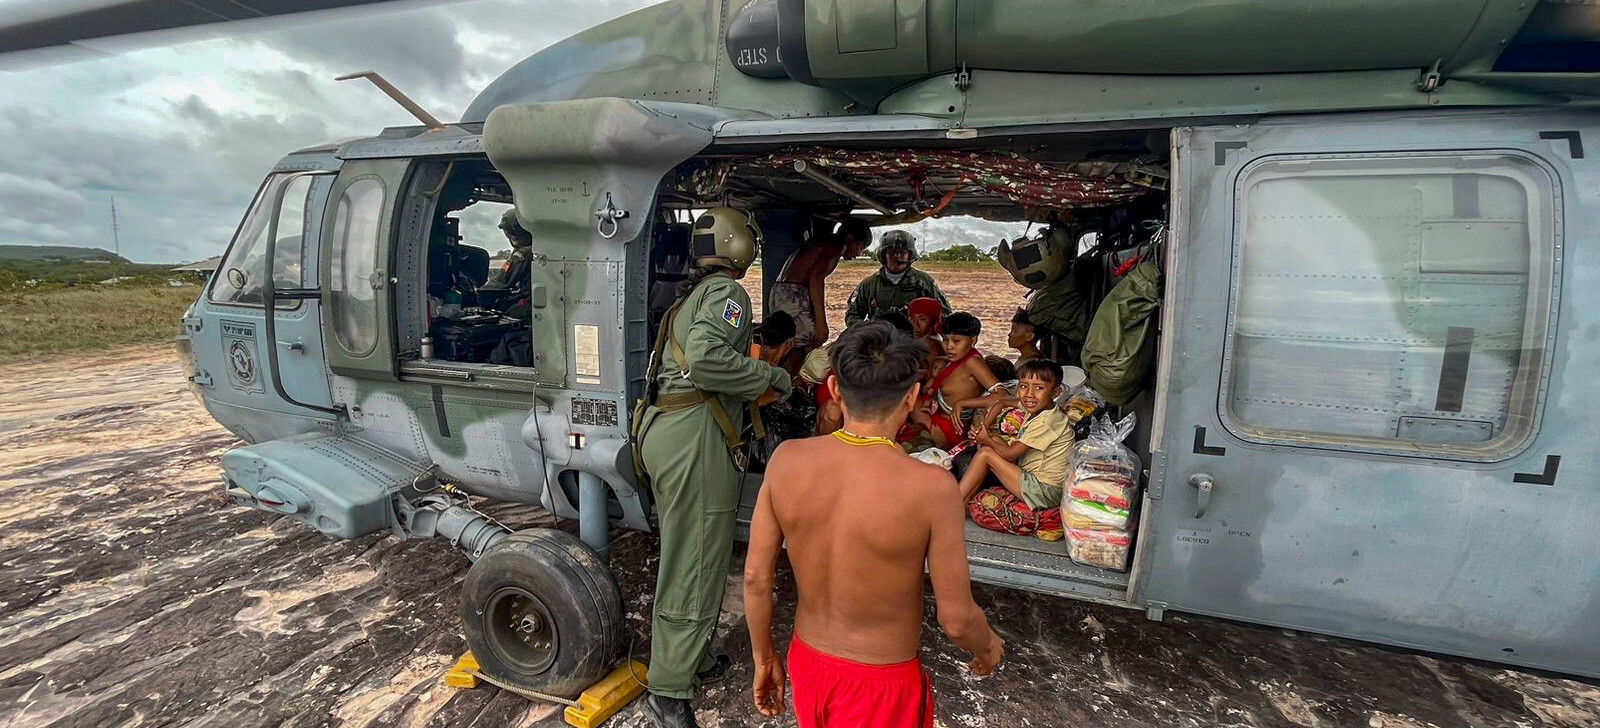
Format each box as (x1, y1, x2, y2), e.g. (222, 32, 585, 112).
(843, 267, 950, 326)
(638, 271, 791, 699)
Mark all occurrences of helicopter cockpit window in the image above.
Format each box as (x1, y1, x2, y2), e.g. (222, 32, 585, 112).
(209, 172, 319, 308)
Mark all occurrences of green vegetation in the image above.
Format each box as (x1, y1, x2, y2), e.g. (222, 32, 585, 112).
(922, 244, 993, 262)
(0, 284, 200, 362)
(0, 245, 128, 263)
(0, 245, 195, 295)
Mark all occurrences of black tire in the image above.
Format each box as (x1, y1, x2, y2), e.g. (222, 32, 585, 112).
(460, 528, 624, 697)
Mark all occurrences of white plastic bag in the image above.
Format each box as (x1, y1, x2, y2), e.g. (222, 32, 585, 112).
(1068, 527, 1133, 571)
(1064, 413, 1140, 509)
(910, 447, 953, 470)
(1059, 384, 1106, 425)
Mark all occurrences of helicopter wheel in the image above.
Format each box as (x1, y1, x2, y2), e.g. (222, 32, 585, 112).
(461, 528, 624, 697)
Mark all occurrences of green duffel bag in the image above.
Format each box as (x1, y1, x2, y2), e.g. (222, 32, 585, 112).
(1081, 260, 1162, 406)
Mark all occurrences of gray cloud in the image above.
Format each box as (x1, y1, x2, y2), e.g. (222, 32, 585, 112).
(0, 0, 1010, 266)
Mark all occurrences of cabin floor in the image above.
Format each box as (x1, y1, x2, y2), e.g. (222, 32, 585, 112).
(3, 345, 1597, 728)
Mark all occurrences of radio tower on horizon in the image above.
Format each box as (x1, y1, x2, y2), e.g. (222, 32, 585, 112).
(110, 196, 120, 257)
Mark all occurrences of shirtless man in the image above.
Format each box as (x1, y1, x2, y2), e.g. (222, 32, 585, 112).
(768, 218, 870, 361)
(745, 321, 1004, 727)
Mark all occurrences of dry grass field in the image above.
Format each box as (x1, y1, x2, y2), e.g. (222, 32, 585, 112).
(0, 262, 1023, 366)
(745, 260, 1027, 354)
(0, 284, 200, 363)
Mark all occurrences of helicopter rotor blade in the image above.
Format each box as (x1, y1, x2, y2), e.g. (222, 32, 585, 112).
(0, 0, 454, 68)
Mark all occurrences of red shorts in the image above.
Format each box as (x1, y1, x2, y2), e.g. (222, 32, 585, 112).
(927, 411, 961, 446)
(787, 635, 933, 728)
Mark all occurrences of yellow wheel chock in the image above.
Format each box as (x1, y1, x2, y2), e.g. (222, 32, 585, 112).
(444, 651, 649, 728)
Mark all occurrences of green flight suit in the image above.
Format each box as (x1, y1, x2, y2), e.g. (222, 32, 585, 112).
(638, 272, 792, 699)
(481, 245, 534, 317)
(843, 267, 950, 326)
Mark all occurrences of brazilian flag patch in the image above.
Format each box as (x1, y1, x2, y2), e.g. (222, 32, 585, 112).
(722, 299, 743, 328)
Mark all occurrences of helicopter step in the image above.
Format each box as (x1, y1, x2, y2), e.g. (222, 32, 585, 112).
(220, 432, 429, 540)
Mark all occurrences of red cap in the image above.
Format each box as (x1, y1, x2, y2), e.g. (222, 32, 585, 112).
(907, 297, 943, 328)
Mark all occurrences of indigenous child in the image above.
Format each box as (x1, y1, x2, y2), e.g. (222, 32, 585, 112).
(745, 321, 1004, 728)
(803, 348, 844, 436)
(956, 359, 1074, 511)
(906, 297, 947, 359)
(923, 312, 999, 447)
(946, 356, 1020, 434)
(1008, 308, 1042, 364)
(751, 311, 797, 367)
(754, 313, 814, 458)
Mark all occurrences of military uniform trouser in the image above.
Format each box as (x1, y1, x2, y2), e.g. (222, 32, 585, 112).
(640, 403, 742, 699)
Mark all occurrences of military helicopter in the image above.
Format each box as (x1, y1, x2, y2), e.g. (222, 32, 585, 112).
(11, 0, 1599, 697)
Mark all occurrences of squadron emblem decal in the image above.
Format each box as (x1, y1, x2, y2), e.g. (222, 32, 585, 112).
(219, 319, 264, 394)
(722, 299, 743, 328)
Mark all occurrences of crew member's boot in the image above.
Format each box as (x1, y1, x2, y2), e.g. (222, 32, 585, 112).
(641, 693, 698, 728)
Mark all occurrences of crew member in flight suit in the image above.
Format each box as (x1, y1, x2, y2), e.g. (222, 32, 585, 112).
(482, 208, 534, 316)
(843, 229, 950, 326)
(637, 207, 792, 728)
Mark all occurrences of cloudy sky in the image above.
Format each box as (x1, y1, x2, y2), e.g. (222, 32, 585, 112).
(0, 0, 657, 263)
(0, 0, 1022, 264)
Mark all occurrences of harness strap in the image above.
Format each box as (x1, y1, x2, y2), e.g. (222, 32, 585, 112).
(929, 348, 979, 396)
(661, 279, 767, 447)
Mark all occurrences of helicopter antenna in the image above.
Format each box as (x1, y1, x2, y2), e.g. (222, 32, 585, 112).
(335, 71, 447, 130)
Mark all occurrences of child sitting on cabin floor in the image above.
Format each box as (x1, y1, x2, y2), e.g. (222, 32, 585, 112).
(1008, 308, 1042, 365)
(920, 312, 999, 448)
(906, 297, 946, 359)
(956, 359, 1073, 511)
(946, 356, 1020, 436)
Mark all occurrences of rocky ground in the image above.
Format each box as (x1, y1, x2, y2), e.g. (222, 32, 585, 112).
(1, 346, 1597, 728)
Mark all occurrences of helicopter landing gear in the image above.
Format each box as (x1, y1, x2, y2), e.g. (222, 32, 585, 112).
(461, 528, 625, 696)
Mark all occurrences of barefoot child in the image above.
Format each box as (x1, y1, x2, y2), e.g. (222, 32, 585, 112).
(925, 312, 999, 447)
(956, 359, 1073, 510)
(745, 321, 1004, 727)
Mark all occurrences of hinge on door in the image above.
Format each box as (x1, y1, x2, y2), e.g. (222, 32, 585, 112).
(953, 64, 971, 92)
(190, 370, 213, 387)
(182, 315, 203, 333)
(1148, 449, 1168, 500)
(1417, 59, 1443, 92)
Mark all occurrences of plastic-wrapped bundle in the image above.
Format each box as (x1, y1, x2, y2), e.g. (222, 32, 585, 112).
(1064, 413, 1140, 508)
(1059, 384, 1105, 426)
(1065, 499, 1131, 530)
(1068, 527, 1133, 571)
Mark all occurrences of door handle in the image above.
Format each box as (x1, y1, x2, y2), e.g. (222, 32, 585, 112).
(278, 339, 305, 353)
(1188, 473, 1215, 519)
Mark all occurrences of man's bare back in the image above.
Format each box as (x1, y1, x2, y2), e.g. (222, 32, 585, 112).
(744, 319, 1002, 723)
(762, 436, 949, 663)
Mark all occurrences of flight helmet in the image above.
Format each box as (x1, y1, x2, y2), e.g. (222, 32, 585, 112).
(691, 207, 762, 272)
(998, 225, 1072, 289)
(499, 208, 532, 245)
(876, 229, 918, 265)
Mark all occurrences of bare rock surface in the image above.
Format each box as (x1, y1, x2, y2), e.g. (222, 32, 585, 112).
(1, 346, 1596, 727)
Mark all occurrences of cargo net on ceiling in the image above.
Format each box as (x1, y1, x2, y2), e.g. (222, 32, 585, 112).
(678, 147, 1166, 220)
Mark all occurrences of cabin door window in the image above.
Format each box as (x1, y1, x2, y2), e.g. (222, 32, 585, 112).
(1220, 152, 1558, 460)
(328, 178, 387, 357)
